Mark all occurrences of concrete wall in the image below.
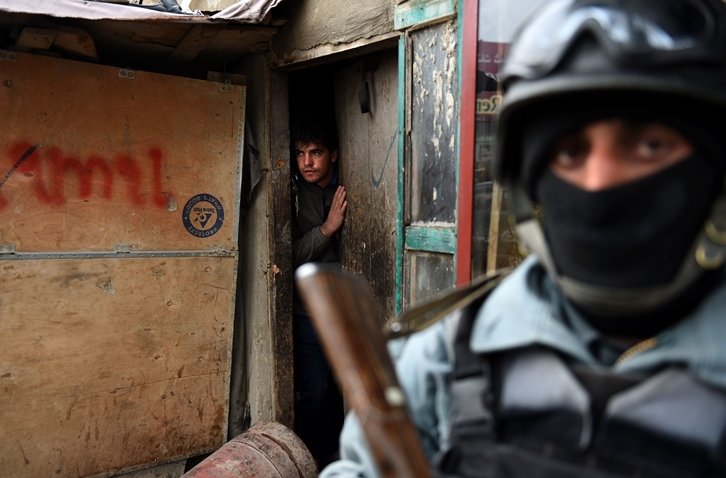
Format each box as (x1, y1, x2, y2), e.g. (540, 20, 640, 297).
(270, 0, 396, 66)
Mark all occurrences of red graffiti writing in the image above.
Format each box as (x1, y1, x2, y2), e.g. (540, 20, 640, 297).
(0, 142, 172, 210)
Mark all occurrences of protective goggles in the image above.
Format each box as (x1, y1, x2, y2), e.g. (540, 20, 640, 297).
(502, 0, 726, 81)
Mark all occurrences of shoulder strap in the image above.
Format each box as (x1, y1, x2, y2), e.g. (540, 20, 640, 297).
(386, 268, 512, 339)
(435, 296, 498, 477)
(449, 300, 496, 433)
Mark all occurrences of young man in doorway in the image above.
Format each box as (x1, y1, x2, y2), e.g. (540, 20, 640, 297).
(290, 115, 347, 470)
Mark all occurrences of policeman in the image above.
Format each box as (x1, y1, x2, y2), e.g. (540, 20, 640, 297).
(321, 0, 726, 476)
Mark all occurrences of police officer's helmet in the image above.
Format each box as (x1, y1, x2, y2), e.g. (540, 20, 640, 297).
(495, 0, 726, 185)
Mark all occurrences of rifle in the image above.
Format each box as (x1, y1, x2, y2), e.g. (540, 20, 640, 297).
(294, 263, 432, 478)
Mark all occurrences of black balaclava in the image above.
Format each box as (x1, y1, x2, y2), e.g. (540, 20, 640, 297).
(521, 103, 724, 335)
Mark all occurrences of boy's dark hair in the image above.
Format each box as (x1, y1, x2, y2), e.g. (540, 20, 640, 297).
(291, 115, 339, 152)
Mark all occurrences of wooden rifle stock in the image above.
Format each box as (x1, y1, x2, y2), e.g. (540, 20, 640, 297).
(295, 263, 431, 478)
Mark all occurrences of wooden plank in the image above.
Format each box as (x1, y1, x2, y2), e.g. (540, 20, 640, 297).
(393, 0, 456, 30)
(267, 67, 295, 428)
(486, 181, 503, 273)
(54, 26, 99, 60)
(336, 50, 399, 323)
(0, 51, 244, 254)
(167, 25, 219, 64)
(396, 36, 409, 315)
(0, 256, 236, 477)
(272, 32, 400, 70)
(405, 224, 456, 254)
(16, 27, 56, 50)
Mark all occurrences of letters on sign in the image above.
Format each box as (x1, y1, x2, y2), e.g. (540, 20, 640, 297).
(0, 142, 172, 210)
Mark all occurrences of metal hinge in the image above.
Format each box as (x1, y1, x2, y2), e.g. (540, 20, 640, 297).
(0, 244, 16, 254)
(118, 68, 136, 79)
(0, 50, 17, 62)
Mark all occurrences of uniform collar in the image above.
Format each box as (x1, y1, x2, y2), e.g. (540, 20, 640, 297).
(471, 256, 726, 388)
(470, 256, 596, 364)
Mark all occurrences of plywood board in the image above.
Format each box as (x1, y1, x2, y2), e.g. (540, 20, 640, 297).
(0, 256, 236, 477)
(0, 50, 244, 253)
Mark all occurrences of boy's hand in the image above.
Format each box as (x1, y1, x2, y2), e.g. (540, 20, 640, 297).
(321, 186, 347, 237)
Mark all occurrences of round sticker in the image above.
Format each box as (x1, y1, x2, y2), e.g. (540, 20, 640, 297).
(182, 193, 224, 237)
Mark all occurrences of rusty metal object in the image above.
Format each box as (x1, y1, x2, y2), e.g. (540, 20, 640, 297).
(183, 421, 317, 478)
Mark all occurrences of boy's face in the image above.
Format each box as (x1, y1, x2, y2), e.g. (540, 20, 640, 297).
(295, 141, 338, 187)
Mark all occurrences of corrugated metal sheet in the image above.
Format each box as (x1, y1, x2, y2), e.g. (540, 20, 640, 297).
(0, 0, 283, 23)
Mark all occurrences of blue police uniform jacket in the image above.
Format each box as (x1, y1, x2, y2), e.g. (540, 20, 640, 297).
(320, 255, 726, 478)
